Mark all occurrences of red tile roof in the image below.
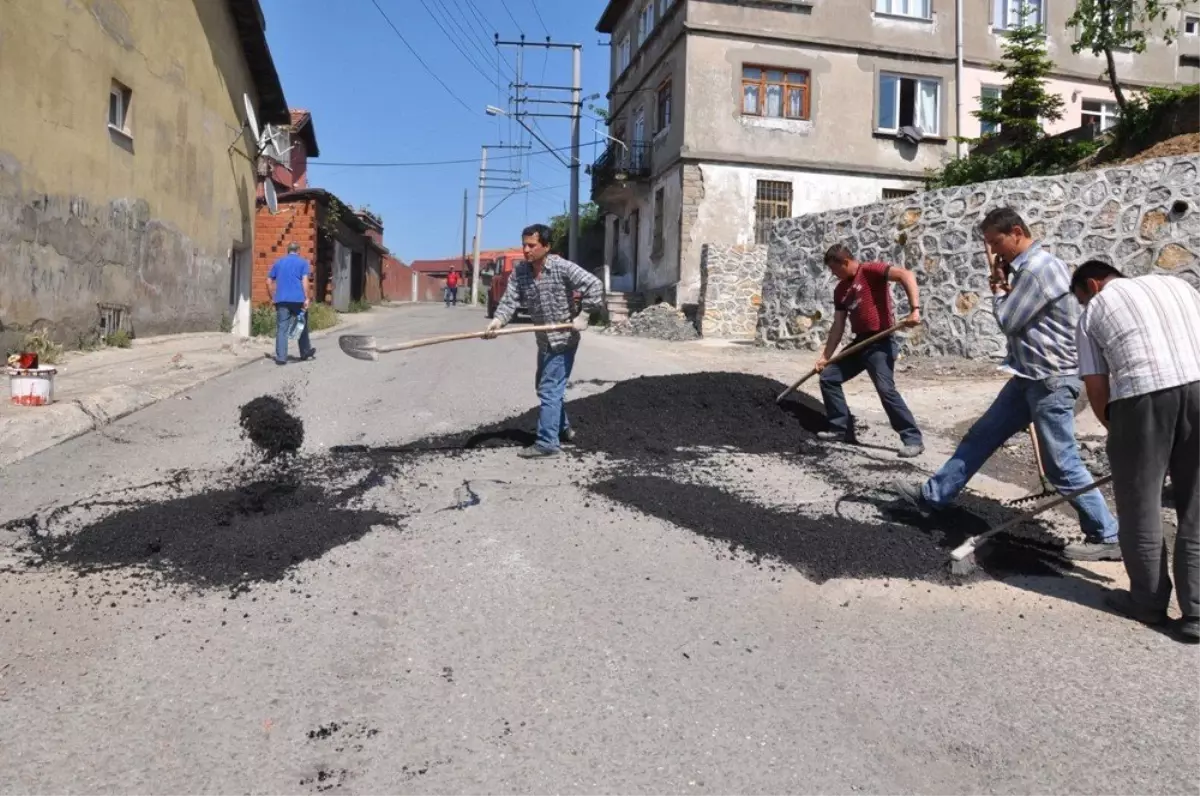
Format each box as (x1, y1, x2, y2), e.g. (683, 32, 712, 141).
(287, 108, 319, 157)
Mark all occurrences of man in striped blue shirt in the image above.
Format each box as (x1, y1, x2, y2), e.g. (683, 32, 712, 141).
(894, 207, 1119, 560)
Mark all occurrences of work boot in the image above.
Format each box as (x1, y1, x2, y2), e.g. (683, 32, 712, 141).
(560, 428, 576, 444)
(518, 445, 559, 459)
(301, 347, 317, 362)
(897, 442, 925, 459)
(817, 430, 857, 444)
(1062, 539, 1122, 561)
(1178, 617, 1200, 643)
(892, 480, 934, 519)
(1103, 589, 1168, 626)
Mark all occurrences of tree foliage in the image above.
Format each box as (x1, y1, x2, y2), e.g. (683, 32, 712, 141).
(548, 202, 606, 268)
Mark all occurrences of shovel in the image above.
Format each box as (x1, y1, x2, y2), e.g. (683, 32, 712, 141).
(776, 320, 912, 403)
(338, 323, 574, 361)
(949, 474, 1114, 574)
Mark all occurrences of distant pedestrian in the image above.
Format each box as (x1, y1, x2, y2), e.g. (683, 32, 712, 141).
(892, 207, 1119, 559)
(1072, 260, 1200, 642)
(445, 270, 460, 307)
(266, 242, 316, 366)
(815, 244, 924, 458)
(483, 224, 603, 458)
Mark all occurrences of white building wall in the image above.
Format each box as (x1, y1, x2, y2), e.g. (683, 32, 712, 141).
(961, 66, 1123, 139)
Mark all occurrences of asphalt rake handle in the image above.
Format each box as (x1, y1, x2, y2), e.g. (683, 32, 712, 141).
(775, 321, 912, 404)
(338, 323, 575, 361)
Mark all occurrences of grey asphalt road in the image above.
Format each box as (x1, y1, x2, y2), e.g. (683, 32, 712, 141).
(1, 304, 1196, 795)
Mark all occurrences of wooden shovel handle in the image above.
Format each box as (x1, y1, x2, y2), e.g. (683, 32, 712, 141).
(776, 321, 912, 403)
(376, 323, 574, 354)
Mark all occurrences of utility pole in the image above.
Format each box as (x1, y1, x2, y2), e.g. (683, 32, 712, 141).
(494, 37, 584, 263)
(461, 189, 468, 272)
(471, 147, 487, 307)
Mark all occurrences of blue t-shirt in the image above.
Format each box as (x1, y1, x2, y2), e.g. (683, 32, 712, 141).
(268, 254, 311, 304)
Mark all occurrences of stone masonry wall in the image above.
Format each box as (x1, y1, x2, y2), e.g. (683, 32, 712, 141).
(698, 243, 768, 338)
(760, 154, 1200, 357)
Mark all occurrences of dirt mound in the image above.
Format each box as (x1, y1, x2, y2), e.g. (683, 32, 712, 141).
(413, 372, 829, 458)
(240, 396, 304, 460)
(605, 303, 699, 341)
(1119, 133, 1199, 166)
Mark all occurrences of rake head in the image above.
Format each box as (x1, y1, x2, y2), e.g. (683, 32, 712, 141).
(338, 334, 379, 362)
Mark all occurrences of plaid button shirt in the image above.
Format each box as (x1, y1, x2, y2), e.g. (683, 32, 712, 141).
(495, 254, 604, 352)
(993, 242, 1080, 381)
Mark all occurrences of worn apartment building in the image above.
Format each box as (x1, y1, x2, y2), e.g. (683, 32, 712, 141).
(591, 0, 1200, 308)
(0, 0, 289, 344)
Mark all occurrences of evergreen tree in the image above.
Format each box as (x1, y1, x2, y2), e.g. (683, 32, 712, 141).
(974, 6, 1063, 147)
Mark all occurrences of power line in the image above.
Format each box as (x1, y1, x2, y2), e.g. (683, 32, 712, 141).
(529, 0, 550, 36)
(416, 0, 498, 88)
(368, 0, 474, 114)
(498, 0, 524, 33)
(309, 141, 598, 168)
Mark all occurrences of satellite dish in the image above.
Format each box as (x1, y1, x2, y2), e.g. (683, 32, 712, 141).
(243, 93, 261, 145)
(264, 178, 278, 214)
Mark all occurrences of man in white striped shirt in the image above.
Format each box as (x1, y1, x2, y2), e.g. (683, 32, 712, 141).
(1073, 260, 1200, 642)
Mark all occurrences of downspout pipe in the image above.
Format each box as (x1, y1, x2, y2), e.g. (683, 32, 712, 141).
(955, 0, 964, 158)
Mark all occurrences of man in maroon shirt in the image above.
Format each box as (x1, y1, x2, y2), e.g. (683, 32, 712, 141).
(815, 243, 924, 458)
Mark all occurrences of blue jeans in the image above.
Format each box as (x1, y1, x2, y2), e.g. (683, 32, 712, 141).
(819, 337, 923, 446)
(274, 303, 313, 364)
(535, 347, 576, 451)
(922, 375, 1119, 542)
(445, 287, 458, 305)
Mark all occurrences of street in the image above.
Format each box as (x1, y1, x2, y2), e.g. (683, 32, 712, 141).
(1, 304, 1196, 795)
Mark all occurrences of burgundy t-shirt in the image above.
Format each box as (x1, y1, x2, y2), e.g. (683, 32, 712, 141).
(833, 261, 893, 338)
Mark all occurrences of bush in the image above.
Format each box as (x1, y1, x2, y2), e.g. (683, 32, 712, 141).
(20, 329, 64, 365)
(104, 329, 133, 348)
(347, 299, 371, 314)
(307, 303, 338, 331)
(251, 304, 277, 337)
(219, 313, 233, 333)
(1110, 83, 1200, 154)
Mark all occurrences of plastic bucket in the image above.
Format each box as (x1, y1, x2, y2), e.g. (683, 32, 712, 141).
(8, 366, 56, 406)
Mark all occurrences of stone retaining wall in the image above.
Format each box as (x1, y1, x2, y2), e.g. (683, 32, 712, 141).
(698, 243, 768, 338)
(760, 155, 1200, 357)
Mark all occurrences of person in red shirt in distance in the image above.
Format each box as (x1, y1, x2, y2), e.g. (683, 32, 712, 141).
(815, 243, 924, 458)
(445, 270, 460, 307)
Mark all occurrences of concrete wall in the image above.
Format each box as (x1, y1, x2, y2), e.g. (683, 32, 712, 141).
(760, 155, 1200, 357)
(681, 162, 919, 305)
(0, 0, 266, 345)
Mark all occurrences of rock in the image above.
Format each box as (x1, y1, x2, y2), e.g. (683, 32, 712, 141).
(605, 303, 700, 341)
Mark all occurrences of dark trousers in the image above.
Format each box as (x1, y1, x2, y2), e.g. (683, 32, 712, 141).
(1108, 381, 1200, 620)
(819, 336, 922, 446)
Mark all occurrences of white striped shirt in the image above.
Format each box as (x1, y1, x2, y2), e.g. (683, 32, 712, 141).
(1076, 274, 1200, 401)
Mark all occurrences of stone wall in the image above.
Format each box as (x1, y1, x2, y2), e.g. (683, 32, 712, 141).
(760, 155, 1200, 357)
(698, 243, 768, 338)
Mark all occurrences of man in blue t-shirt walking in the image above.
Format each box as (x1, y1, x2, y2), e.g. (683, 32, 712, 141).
(266, 242, 316, 365)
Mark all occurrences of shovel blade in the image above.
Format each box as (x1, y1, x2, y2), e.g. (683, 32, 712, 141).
(338, 334, 379, 362)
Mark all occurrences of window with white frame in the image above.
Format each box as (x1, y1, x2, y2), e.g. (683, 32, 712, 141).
(979, 86, 1002, 135)
(1185, 15, 1199, 35)
(877, 74, 941, 135)
(1081, 99, 1120, 132)
(108, 80, 132, 133)
(992, 0, 1043, 30)
(638, 3, 655, 46)
(875, 0, 931, 20)
(618, 34, 631, 73)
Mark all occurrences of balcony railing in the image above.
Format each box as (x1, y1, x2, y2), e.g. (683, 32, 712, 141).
(590, 141, 652, 199)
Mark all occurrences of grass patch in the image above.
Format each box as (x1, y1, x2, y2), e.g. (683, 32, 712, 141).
(251, 304, 277, 337)
(347, 299, 371, 314)
(104, 329, 133, 348)
(307, 303, 338, 331)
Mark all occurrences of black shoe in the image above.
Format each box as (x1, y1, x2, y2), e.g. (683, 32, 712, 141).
(301, 347, 316, 361)
(1103, 589, 1168, 626)
(1178, 617, 1200, 642)
(517, 445, 559, 459)
(897, 442, 925, 459)
(892, 480, 933, 518)
(274, 359, 287, 366)
(560, 428, 576, 444)
(817, 430, 857, 444)
(1062, 539, 1122, 561)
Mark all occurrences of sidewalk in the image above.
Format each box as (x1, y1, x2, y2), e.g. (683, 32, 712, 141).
(0, 314, 370, 468)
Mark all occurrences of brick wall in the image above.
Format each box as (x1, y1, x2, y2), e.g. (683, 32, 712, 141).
(252, 199, 319, 305)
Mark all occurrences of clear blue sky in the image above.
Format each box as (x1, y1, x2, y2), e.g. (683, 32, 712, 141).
(260, 0, 613, 262)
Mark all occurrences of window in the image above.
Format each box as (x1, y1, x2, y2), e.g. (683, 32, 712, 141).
(883, 188, 917, 199)
(1186, 15, 1199, 35)
(992, 0, 1043, 30)
(656, 81, 672, 133)
(877, 73, 940, 135)
(638, 3, 655, 46)
(754, 180, 792, 245)
(875, 0, 931, 20)
(653, 188, 665, 256)
(618, 34, 631, 73)
(742, 66, 811, 120)
(631, 108, 646, 168)
(108, 80, 132, 134)
(658, 0, 674, 17)
(1082, 99, 1120, 132)
(979, 86, 1002, 135)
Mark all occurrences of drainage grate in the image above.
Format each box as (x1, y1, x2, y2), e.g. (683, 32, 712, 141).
(98, 303, 131, 337)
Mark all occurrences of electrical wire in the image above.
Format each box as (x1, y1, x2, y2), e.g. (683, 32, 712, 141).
(368, 0, 474, 114)
(498, 0, 524, 33)
(309, 141, 599, 168)
(529, 0, 550, 36)
(416, 0, 500, 88)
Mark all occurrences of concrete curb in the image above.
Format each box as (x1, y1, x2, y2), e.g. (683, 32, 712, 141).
(0, 320, 355, 469)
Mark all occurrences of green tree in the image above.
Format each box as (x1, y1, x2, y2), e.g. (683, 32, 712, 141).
(548, 202, 605, 268)
(1067, 0, 1188, 111)
(975, 7, 1064, 148)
